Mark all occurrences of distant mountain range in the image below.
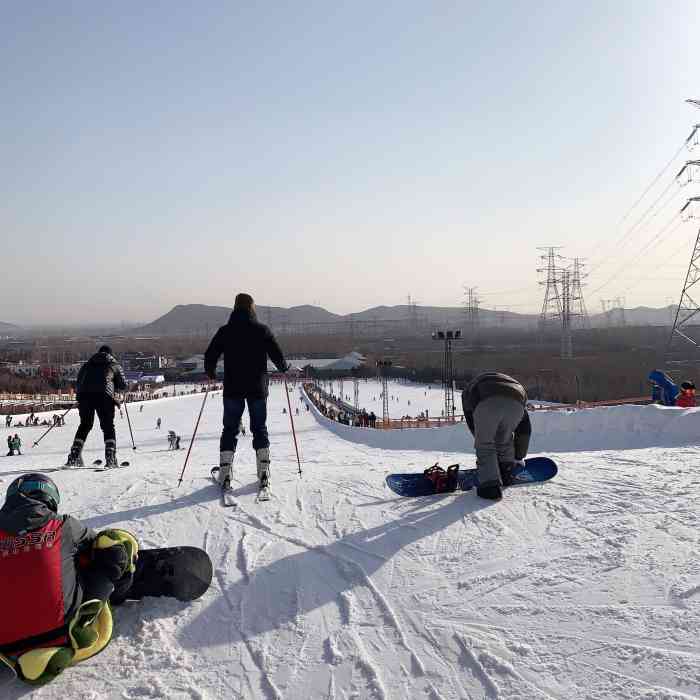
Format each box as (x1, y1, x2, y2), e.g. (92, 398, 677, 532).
(0, 321, 21, 332)
(136, 303, 679, 336)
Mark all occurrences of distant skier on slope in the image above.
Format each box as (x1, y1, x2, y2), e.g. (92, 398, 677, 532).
(204, 293, 288, 492)
(0, 473, 137, 686)
(461, 372, 532, 501)
(65, 346, 127, 468)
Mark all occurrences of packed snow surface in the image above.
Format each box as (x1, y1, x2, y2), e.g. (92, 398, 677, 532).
(2, 379, 699, 699)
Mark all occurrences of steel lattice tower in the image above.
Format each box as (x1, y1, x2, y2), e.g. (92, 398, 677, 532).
(667, 226, 700, 360)
(570, 258, 589, 328)
(666, 111, 700, 362)
(432, 330, 460, 418)
(407, 295, 420, 332)
(560, 269, 573, 358)
(353, 375, 359, 409)
(538, 247, 564, 331)
(463, 287, 480, 340)
(376, 360, 392, 425)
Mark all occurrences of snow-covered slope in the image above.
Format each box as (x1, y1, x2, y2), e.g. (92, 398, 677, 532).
(2, 381, 699, 699)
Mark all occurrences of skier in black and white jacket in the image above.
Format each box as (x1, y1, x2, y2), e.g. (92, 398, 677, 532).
(65, 346, 127, 468)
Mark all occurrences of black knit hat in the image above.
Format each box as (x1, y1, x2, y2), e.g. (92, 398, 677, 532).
(98, 345, 113, 355)
(234, 293, 255, 312)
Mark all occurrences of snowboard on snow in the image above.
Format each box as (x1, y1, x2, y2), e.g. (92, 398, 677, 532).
(385, 457, 558, 497)
(114, 546, 213, 603)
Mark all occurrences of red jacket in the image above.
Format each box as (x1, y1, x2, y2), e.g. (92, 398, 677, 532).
(676, 391, 696, 408)
(0, 497, 93, 654)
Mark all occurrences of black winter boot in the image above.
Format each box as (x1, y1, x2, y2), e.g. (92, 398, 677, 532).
(499, 462, 516, 487)
(477, 481, 503, 500)
(105, 439, 118, 468)
(65, 439, 85, 468)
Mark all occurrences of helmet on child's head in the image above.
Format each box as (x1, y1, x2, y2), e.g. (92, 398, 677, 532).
(6, 473, 60, 512)
(681, 381, 696, 391)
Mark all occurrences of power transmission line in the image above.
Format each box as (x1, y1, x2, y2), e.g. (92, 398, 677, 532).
(588, 212, 681, 297)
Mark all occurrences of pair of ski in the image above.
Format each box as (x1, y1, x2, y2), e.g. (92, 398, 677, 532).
(92, 459, 130, 472)
(210, 467, 270, 507)
(61, 459, 130, 472)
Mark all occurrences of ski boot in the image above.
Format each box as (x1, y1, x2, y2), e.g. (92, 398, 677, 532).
(256, 448, 271, 499)
(217, 450, 235, 486)
(105, 439, 118, 469)
(64, 439, 85, 468)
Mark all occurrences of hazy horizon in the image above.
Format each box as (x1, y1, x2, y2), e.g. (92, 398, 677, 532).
(3, 2, 699, 325)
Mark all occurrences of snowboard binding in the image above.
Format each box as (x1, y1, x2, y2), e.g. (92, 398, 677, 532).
(423, 463, 460, 493)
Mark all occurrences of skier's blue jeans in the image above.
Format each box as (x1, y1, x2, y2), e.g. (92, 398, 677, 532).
(221, 397, 269, 452)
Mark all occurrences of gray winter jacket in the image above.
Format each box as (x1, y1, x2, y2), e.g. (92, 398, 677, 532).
(461, 372, 531, 459)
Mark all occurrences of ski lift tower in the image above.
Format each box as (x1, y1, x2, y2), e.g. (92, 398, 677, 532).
(376, 360, 392, 426)
(432, 329, 461, 420)
(351, 368, 360, 410)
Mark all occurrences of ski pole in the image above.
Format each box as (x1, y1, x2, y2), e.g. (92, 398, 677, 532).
(123, 397, 136, 450)
(177, 381, 210, 487)
(32, 405, 74, 447)
(284, 375, 303, 477)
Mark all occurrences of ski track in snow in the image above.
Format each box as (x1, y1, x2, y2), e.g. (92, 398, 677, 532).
(2, 379, 700, 699)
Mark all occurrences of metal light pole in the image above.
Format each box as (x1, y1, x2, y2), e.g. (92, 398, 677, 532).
(376, 359, 392, 426)
(432, 330, 461, 420)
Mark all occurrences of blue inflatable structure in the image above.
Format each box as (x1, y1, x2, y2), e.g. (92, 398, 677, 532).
(649, 369, 679, 406)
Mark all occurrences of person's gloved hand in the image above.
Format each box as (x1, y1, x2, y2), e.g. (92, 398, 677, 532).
(92, 542, 130, 583)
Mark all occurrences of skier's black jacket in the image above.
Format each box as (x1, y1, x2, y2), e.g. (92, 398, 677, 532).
(76, 351, 127, 401)
(204, 308, 287, 399)
(461, 372, 531, 459)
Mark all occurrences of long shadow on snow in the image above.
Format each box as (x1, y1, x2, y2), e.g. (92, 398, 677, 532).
(180, 494, 491, 648)
(82, 482, 219, 530)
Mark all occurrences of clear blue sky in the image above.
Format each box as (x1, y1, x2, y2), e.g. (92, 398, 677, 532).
(2, 1, 699, 324)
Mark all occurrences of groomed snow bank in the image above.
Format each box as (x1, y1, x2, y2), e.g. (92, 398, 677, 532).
(302, 387, 700, 453)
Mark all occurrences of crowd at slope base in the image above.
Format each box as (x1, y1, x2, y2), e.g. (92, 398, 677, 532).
(303, 382, 378, 427)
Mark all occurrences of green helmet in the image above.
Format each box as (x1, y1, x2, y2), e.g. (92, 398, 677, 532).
(6, 473, 61, 512)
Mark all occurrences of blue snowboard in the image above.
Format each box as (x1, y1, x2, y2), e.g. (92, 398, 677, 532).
(386, 457, 558, 497)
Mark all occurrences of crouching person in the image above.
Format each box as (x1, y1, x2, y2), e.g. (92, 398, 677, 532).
(0, 473, 138, 686)
(461, 372, 531, 501)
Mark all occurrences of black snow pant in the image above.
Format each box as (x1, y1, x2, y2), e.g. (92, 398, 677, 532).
(74, 395, 116, 443)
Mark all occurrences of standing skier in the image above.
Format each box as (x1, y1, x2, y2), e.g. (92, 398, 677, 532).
(0, 473, 137, 686)
(204, 293, 288, 492)
(65, 345, 127, 468)
(461, 372, 531, 500)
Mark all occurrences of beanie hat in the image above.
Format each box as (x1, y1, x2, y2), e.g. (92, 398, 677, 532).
(234, 293, 255, 312)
